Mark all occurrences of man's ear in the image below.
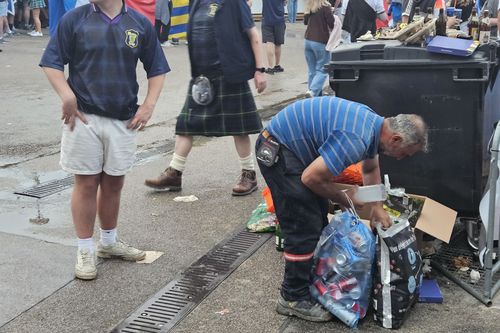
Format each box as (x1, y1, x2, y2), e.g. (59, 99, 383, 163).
(390, 134, 403, 144)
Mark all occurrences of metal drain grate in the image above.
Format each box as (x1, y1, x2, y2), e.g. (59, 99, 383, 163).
(432, 244, 500, 305)
(14, 140, 175, 199)
(14, 175, 74, 199)
(111, 228, 272, 333)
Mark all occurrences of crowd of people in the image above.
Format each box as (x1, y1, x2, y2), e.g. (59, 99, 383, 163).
(0, 0, 48, 43)
(13, 0, 497, 325)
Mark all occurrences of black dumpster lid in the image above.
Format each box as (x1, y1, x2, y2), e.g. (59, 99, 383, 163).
(330, 40, 499, 65)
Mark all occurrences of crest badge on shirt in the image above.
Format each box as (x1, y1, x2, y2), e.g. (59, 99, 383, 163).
(125, 29, 139, 48)
(208, 3, 219, 17)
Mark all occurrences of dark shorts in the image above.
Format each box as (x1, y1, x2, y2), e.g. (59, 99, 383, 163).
(175, 76, 262, 137)
(262, 22, 286, 45)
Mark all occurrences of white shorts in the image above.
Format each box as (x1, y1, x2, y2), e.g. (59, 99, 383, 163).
(60, 113, 138, 176)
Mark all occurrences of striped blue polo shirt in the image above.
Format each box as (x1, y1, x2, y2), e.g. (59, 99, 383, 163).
(267, 97, 384, 176)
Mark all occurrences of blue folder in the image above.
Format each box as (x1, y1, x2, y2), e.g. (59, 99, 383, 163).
(427, 36, 479, 57)
(418, 279, 444, 303)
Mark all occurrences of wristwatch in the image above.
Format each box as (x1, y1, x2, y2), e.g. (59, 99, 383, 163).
(255, 67, 266, 73)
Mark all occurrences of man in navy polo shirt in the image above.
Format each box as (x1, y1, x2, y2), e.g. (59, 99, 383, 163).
(262, 0, 286, 74)
(40, 0, 170, 280)
(256, 96, 428, 321)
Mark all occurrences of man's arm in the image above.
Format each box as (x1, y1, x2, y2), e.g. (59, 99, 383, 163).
(42, 67, 87, 131)
(246, 26, 267, 93)
(362, 156, 392, 228)
(301, 156, 359, 208)
(128, 74, 166, 130)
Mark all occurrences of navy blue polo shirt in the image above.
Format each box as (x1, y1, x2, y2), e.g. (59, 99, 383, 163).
(40, 3, 170, 120)
(262, 0, 285, 26)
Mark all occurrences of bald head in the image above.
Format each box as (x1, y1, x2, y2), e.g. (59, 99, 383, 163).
(387, 114, 429, 153)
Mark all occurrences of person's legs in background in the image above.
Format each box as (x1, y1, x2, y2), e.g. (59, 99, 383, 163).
(22, 0, 29, 30)
(232, 135, 258, 196)
(309, 40, 330, 96)
(144, 135, 192, 190)
(304, 39, 316, 96)
(31, 7, 41, 34)
(272, 23, 286, 73)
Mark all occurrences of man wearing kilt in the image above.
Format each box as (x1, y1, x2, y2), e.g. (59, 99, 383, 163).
(145, 0, 267, 196)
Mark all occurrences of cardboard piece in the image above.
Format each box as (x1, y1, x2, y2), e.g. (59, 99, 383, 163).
(418, 279, 444, 303)
(333, 183, 457, 243)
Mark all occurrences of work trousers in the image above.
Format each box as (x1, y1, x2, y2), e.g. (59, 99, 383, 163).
(256, 134, 329, 301)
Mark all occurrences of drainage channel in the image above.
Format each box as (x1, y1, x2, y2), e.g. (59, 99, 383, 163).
(111, 228, 272, 333)
(13, 141, 175, 199)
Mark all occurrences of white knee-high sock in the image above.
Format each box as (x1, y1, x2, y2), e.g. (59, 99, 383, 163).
(239, 153, 255, 171)
(169, 153, 187, 172)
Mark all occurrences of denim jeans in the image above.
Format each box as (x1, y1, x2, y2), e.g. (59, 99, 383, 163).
(256, 134, 329, 300)
(287, 0, 298, 23)
(304, 39, 330, 96)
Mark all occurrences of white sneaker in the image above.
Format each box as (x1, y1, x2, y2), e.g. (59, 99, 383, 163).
(97, 239, 146, 261)
(305, 90, 314, 98)
(160, 41, 172, 47)
(28, 31, 43, 37)
(75, 249, 97, 280)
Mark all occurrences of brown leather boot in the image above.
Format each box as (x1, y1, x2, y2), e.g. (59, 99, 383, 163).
(144, 167, 182, 191)
(232, 169, 257, 196)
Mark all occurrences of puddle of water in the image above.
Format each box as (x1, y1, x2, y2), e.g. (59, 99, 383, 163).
(0, 193, 75, 247)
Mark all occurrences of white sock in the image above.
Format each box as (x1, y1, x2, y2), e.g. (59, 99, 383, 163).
(169, 153, 187, 172)
(239, 154, 255, 171)
(99, 228, 117, 246)
(77, 237, 95, 253)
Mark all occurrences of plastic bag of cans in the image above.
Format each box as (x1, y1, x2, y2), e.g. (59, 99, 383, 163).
(310, 211, 376, 328)
(373, 220, 423, 329)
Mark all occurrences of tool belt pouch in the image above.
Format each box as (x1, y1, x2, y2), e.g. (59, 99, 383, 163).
(257, 137, 280, 167)
(191, 75, 214, 106)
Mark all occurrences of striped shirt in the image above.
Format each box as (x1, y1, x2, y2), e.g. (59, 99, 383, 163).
(267, 97, 384, 176)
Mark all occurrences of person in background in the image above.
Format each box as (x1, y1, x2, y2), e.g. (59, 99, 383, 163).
(303, 0, 334, 97)
(262, 0, 287, 74)
(256, 96, 428, 322)
(27, 0, 45, 36)
(288, 0, 298, 22)
(155, 0, 173, 47)
(40, 0, 170, 280)
(0, 0, 8, 43)
(144, 0, 267, 197)
(342, 0, 388, 41)
(15, 0, 30, 30)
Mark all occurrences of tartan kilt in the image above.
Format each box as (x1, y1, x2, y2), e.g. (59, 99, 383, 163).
(175, 76, 263, 137)
(29, 0, 46, 9)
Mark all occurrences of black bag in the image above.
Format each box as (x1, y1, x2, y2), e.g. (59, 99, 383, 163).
(373, 221, 423, 329)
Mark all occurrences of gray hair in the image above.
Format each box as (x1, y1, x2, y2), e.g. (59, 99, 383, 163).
(387, 114, 429, 153)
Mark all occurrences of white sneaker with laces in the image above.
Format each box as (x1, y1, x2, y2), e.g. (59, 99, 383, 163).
(305, 90, 314, 98)
(161, 41, 172, 47)
(97, 239, 146, 261)
(75, 249, 97, 280)
(28, 31, 43, 37)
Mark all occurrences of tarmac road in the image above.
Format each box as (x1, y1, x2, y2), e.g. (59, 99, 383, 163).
(0, 23, 499, 333)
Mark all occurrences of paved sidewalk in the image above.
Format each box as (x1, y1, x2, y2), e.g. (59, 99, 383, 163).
(0, 22, 499, 333)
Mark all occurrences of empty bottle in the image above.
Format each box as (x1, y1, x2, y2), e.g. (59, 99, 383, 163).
(479, 10, 491, 44)
(435, 8, 447, 36)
